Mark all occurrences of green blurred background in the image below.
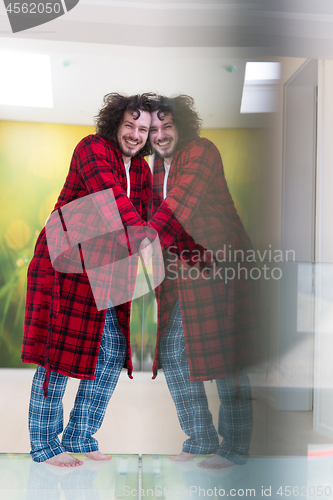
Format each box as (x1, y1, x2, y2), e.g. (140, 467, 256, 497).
(0, 120, 261, 369)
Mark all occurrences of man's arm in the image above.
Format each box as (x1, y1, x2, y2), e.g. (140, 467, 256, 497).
(148, 138, 218, 249)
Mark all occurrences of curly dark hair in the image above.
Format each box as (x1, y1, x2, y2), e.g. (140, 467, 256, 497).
(95, 92, 156, 156)
(155, 95, 202, 149)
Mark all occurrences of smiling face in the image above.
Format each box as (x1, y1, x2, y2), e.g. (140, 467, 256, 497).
(116, 110, 151, 163)
(149, 111, 179, 164)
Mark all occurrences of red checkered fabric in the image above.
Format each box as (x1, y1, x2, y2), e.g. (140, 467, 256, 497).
(22, 135, 152, 388)
(149, 137, 259, 382)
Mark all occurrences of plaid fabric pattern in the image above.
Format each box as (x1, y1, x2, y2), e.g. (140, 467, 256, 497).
(160, 301, 219, 455)
(149, 137, 259, 381)
(160, 301, 252, 464)
(22, 135, 152, 387)
(29, 307, 126, 462)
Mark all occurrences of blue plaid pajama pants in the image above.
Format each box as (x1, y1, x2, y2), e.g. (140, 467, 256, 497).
(29, 307, 126, 462)
(160, 301, 253, 465)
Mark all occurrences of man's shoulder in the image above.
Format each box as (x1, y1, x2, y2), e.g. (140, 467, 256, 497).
(75, 134, 117, 152)
(178, 137, 220, 158)
(71, 135, 124, 167)
(74, 135, 150, 171)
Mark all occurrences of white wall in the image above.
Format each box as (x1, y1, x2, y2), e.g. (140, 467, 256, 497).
(314, 60, 333, 438)
(254, 57, 308, 408)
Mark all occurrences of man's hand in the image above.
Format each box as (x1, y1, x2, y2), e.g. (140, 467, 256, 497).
(139, 237, 153, 268)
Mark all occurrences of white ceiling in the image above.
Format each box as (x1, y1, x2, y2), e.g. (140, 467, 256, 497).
(1, 0, 333, 128)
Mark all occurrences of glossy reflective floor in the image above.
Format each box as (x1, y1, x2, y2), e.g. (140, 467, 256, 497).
(0, 453, 139, 500)
(142, 453, 333, 500)
(1, 453, 333, 500)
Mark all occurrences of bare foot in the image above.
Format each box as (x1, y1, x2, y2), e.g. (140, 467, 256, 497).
(83, 451, 112, 461)
(169, 452, 198, 462)
(44, 452, 84, 467)
(197, 455, 235, 469)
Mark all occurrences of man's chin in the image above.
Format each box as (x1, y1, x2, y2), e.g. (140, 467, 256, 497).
(154, 148, 173, 160)
(121, 146, 142, 158)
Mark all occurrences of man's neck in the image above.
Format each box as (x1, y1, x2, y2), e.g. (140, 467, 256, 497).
(164, 156, 173, 166)
(122, 155, 131, 164)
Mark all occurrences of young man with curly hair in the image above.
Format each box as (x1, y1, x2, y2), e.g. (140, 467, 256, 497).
(22, 93, 154, 467)
(146, 95, 258, 469)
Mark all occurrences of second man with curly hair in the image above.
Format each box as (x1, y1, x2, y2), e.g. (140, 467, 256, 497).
(147, 95, 258, 469)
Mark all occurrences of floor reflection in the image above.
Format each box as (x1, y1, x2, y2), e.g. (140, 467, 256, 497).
(142, 454, 333, 500)
(1, 453, 333, 500)
(0, 454, 138, 500)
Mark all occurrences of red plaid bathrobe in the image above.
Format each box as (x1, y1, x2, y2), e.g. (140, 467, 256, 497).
(149, 137, 259, 382)
(21, 135, 151, 395)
